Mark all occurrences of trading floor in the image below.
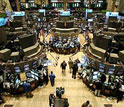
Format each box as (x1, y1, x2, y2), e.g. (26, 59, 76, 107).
(1, 34, 124, 107)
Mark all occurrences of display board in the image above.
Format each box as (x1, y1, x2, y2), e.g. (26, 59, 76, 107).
(12, 11, 25, 17)
(85, 9, 93, 19)
(108, 66, 116, 75)
(106, 12, 119, 17)
(60, 11, 70, 16)
(14, 67, 21, 73)
(39, 9, 45, 16)
(0, 18, 6, 26)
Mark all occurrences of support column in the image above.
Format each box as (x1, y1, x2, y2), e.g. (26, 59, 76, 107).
(89, 0, 91, 9)
(119, 0, 124, 12)
(64, 0, 67, 11)
(16, 0, 20, 11)
(111, 0, 116, 12)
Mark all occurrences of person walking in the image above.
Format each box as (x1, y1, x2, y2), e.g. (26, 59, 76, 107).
(49, 71, 56, 87)
(61, 61, 67, 75)
(68, 58, 73, 73)
(72, 62, 78, 79)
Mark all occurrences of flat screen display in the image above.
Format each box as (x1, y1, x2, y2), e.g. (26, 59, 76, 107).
(60, 11, 70, 16)
(24, 64, 29, 71)
(14, 67, 21, 73)
(33, 61, 37, 68)
(99, 63, 105, 73)
(108, 66, 115, 74)
(12, 11, 25, 17)
(39, 9, 45, 16)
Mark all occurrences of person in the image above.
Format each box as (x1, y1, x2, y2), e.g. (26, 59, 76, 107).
(49, 71, 56, 87)
(49, 93, 55, 107)
(101, 73, 106, 83)
(72, 62, 78, 79)
(82, 100, 92, 107)
(23, 82, 33, 98)
(94, 79, 103, 97)
(61, 61, 67, 75)
(115, 80, 122, 103)
(68, 58, 73, 73)
(43, 70, 49, 85)
(0, 93, 4, 104)
(63, 98, 69, 107)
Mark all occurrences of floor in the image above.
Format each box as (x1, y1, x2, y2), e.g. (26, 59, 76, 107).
(1, 34, 124, 107)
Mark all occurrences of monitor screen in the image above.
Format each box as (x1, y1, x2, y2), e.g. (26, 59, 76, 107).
(108, 66, 115, 74)
(33, 61, 37, 68)
(14, 67, 21, 73)
(60, 11, 70, 16)
(24, 64, 29, 71)
(99, 63, 105, 72)
(12, 11, 25, 17)
(117, 68, 124, 75)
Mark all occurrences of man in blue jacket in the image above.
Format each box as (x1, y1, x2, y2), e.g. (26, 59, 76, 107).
(49, 71, 56, 87)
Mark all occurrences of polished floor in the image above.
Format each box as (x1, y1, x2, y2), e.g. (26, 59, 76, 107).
(1, 34, 124, 107)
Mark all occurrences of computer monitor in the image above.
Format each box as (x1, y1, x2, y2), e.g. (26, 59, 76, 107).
(14, 67, 21, 73)
(33, 61, 37, 68)
(24, 64, 29, 71)
(99, 63, 105, 73)
(108, 66, 115, 75)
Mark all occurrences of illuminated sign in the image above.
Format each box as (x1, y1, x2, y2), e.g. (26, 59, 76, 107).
(39, 9, 45, 16)
(12, 11, 25, 17)
(106, 12, 119, 17)
(60, 11, 70, 16)
(0, 18, 6, 26)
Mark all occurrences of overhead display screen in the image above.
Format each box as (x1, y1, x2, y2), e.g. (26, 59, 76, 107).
(60, 11, 70, 16)
(12, 11, 25, 17)
(39, 9, 45, 16)
(106, 12, 119, 17)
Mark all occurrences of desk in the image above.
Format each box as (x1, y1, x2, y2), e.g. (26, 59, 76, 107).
(82, 77, 117, 97)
